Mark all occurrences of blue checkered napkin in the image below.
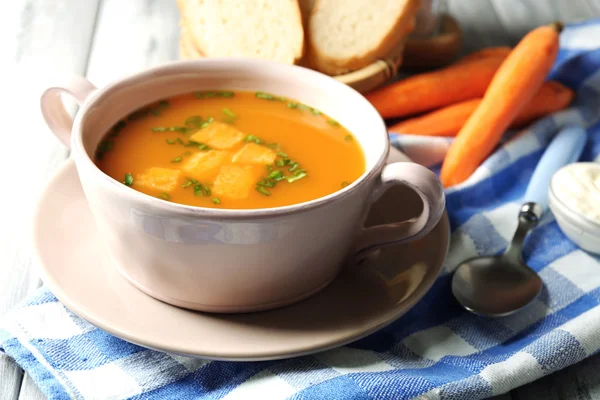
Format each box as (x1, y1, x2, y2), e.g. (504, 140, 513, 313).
(2, 20, 600, 400)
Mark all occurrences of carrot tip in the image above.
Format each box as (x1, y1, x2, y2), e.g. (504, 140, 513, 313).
(551, 21, 564, 33)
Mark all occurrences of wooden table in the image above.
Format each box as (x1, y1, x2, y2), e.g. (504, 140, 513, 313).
(1, 1, 599, 399)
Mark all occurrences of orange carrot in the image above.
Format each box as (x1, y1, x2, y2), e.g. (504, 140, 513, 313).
(512, 81, 574, 127)
(365, 56, 507, 119)
(457, 47, 513, 63)
(390, 99, 481, 137)
(390, 81, 574, 136)
(440, 23, 562, 187)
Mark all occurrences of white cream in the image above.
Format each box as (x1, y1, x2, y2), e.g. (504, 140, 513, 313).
(552, 163, 600, 225)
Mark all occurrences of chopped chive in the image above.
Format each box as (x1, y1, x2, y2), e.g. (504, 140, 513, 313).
(277, 151, 288, 158)
(345, 134, 354, 142)
(268, 170, 283, 179)
(127, 109, 150, 121)
(211, 197, 221, 204)
(222, 108, 236, 118)
(217, 91, 234, 97)
(287, 172, 307, 182)
(203, 186, 211, 196)
(294, 169, 306, 176)
(266, 165, 274, 172)
(298, 104, 310, 112)
(287, 102, 298, 109)
(183, 151, 192, 156)
(289, 163, 299, 172)
(257, 180, 275, 188)
(186, 140, 210, 150)
(267, 143, 280, 149)
(244, 135, 263, 144)
(115, 119, 127, 130)
(171, 156, 183, 163)
(151, 127, 166, 132)
(275, 159, 285, 167)
(159, 192, 171, 200)
(200, 117, 214, 129)
(310, 108, 321, 116)
(176, 137, 184, 145)
(341, 181, 350, 188)
(328, 119, 340, 127)
(194, 185, 204, 196)
(182, 181, 194, 188)
(284, 158, 294, 165)
(185, 116, 204, 128)
(187, 178, 199, 184)
(256, 186, 271, 196)
(166, 138, 176, 144)
(274, 175, 285, 182)
(194, 91, 216, 99)
(123, 173, 134, 186)
(97, 139, 114, 153)
(255, 92, 280, 100)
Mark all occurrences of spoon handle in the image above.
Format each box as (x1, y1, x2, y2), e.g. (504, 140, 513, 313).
(523, 125, 587, 211)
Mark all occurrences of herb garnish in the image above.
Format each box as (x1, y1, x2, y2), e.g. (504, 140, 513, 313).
(171, 156, 183, 163)
(345, 134, 354, 142)
(211, 198, 221, 204)
(185, 140, 210, 150)
(159, 192, 171, 200)
(185, 116, 204, 129)
(256, 186, 271, 196)
(152, 126, 187, 133)
(327, 119, 340, 127)
(341, 181, 350, 188)
(194, 91, 234, 99)
(123, 173, 134, 187)
(96, 139, 114, 159)
(255, 92, 285, 101)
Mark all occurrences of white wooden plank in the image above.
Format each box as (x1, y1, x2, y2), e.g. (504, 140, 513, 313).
(0, 357, 22, 400)
(0, 1, 100, 399)
(547, 0, 596, 24)
(489, 0, 559, 46)
(447, 0, 511, 54)
(17, 374, 45, 400)
(586, 0, 600, 15)
(85, 0, 180, 86)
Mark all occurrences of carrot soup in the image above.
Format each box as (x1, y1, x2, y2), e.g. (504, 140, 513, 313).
(95, 90, 365, 209)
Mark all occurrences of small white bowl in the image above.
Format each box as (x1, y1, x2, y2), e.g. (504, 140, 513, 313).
(549, 163, 600, 255)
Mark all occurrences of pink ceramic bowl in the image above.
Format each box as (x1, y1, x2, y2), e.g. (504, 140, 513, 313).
(40, 59, 445, 313)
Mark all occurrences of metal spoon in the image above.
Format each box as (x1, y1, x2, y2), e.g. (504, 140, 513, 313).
(452, 125, 588, 317)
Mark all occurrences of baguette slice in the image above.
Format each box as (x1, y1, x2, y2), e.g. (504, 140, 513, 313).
(308, 0, 419, 75)
(179, 20, 204, 59)
(178, 0, 304, 64)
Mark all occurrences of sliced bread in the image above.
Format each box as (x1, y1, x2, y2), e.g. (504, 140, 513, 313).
(307, 0, 419, 75)
(178, 0, 304, 64)
(179, 20, 204, 59)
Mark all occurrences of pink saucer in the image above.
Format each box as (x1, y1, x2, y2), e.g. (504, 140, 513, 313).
(33, 159, 449, 361)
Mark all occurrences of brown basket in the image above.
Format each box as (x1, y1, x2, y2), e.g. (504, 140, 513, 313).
(337, 14, 462, 93)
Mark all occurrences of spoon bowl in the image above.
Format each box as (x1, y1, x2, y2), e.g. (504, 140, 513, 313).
(452, 255, 543, 317)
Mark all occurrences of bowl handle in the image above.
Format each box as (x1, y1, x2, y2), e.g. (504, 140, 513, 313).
(40, 76, 97, 147)
(354, 162, 446, 256)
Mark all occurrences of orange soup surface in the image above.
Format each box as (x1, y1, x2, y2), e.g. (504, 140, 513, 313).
(95, 91, 365, 209)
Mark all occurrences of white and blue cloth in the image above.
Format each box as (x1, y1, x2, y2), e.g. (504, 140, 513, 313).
(2, 20, 600, 400)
